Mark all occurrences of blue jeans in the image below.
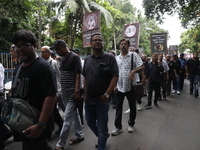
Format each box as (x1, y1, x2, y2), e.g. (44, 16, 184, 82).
(173, 75, 180, 91)
(189, 75, 199, 94)
(115, 91, 136, 128)
(85, 100, 109, 150)
(56, 101, 84, 148)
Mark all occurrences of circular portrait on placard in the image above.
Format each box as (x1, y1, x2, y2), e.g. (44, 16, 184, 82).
(154, 44, 164, 51)
(85, 14, 97, 30)
(125, 25, 137, 37)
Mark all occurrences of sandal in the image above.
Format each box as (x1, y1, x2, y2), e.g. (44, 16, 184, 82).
(69, 137, 84, 145)
(54, 146, 64, 150)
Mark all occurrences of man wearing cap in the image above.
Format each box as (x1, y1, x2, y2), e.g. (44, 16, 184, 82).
(179, 53, 186, 91)
(40, 46, 63, 139)
(51, 40, 84, 150)
(83, 33, 119, 150)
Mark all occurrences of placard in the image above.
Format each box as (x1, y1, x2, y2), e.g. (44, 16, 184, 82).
(150, 33, 167, 54)
(83, 10, 100, 47)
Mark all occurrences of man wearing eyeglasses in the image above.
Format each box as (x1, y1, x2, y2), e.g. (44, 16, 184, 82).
(11, 30, 57, 150)
(111, 39, 144, 136)
(50, 40, 84, 150)
(82, 33, 119, 150)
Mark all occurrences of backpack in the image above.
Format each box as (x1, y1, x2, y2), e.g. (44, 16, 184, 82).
(0, 98, 40, 134)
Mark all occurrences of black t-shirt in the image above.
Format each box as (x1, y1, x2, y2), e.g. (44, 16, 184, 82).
(173, 60, 181, 75)
(12, 57, 57, 112)
(60, 52, 82, 102)
(167, 60, 175, 79)
(82, 52, 119, 105)
(186, 58, 200, 75)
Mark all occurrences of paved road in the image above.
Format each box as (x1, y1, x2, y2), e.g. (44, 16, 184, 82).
(5, 80, 200, 150)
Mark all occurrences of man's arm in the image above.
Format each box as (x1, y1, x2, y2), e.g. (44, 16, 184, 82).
(129, 65, 144, 81)
(101, 76, 118, 102)
(23, 94, 56, 138)
(75, 73, 81, 99)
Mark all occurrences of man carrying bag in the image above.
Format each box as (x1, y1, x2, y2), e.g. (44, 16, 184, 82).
(111, 39, 144, 136)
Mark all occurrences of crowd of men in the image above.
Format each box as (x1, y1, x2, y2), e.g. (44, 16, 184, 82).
(0, 30, 200, 150)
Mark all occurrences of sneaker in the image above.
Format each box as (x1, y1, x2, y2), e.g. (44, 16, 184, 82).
(177, 91, 180, 95)
(125, 109, 130, 114)
(111, 128, 123, 136)
(172, 90, 176, 94)
(195, 93, 199, 97)
(137, 104, 143, 111)
(128, 126, 135, 133)
(154, 103, 159, 107)
(144, 104, 151, 109)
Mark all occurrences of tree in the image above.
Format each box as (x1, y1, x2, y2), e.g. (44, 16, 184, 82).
(0, 0, 33, 49)
(143, 0, 200, 28)
(51, 0, 113, 49)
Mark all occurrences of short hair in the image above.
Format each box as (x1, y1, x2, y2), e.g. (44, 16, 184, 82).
(12, 30, 37, 45)
(90, 33, 103, 42)
(119, 39, 130, 46)
(41, 46, 51, 53)
(193, 52, 198, 55)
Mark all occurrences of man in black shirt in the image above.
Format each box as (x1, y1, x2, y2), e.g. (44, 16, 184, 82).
(11, 30, 57, 150)
(166, 54, 176, 97)
(83, 33, 119, 150)
(145, 54, 164, 109)
(172, 55, 181, 95)
(185, 52, 200, 97)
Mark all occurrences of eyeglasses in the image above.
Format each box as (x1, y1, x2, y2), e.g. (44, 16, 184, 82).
(92, 39, 103, 43)
(13, 43, 32, 51)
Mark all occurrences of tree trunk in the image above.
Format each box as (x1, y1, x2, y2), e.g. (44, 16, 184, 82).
(49, 0, 52, 37)
(69, 8, 81, 49)
(38, 1, 42, 51)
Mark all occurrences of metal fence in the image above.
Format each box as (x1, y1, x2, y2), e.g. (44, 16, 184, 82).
(0, 51, 14, 83)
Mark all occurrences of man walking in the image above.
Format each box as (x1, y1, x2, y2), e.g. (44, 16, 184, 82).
(83, 33, 119, 150)
(111, 39, 143, 136)
(185, 52, 200, 97)
(179, 53, 186, 91)
(51, 40, 84, 150)
(158, 54, 169, 101)
(172, 54, 181, 95)
(40, 46, 63, 138)
(145, 54, 164, 109)
(11, 30, 57, 150)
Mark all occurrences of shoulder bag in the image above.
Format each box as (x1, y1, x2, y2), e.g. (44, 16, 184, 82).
(0, 65, 40, 134)
(131, 53, 144, 100)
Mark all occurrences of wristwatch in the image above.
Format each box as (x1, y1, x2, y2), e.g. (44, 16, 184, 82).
(37, 121, 47, 129)
(104, 93, 110, 98)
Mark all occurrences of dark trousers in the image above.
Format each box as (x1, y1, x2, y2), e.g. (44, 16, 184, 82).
(115, 91, 136, 129)
(180, 69, 185, 90)
(0, 120, 9, 149)
(22, 132, 52, 150)
(148, 82, 160, 105)
(158, 73, 167, 98)
(166, 79, 172, 95)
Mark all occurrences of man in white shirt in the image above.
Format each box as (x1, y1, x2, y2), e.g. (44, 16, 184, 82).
(40, 46, 63, 139)
(111, 39, 144, 136)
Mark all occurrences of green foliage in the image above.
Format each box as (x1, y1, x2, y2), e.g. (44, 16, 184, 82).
(143, 0, 200, 28)
(179, 26, 200, 53)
